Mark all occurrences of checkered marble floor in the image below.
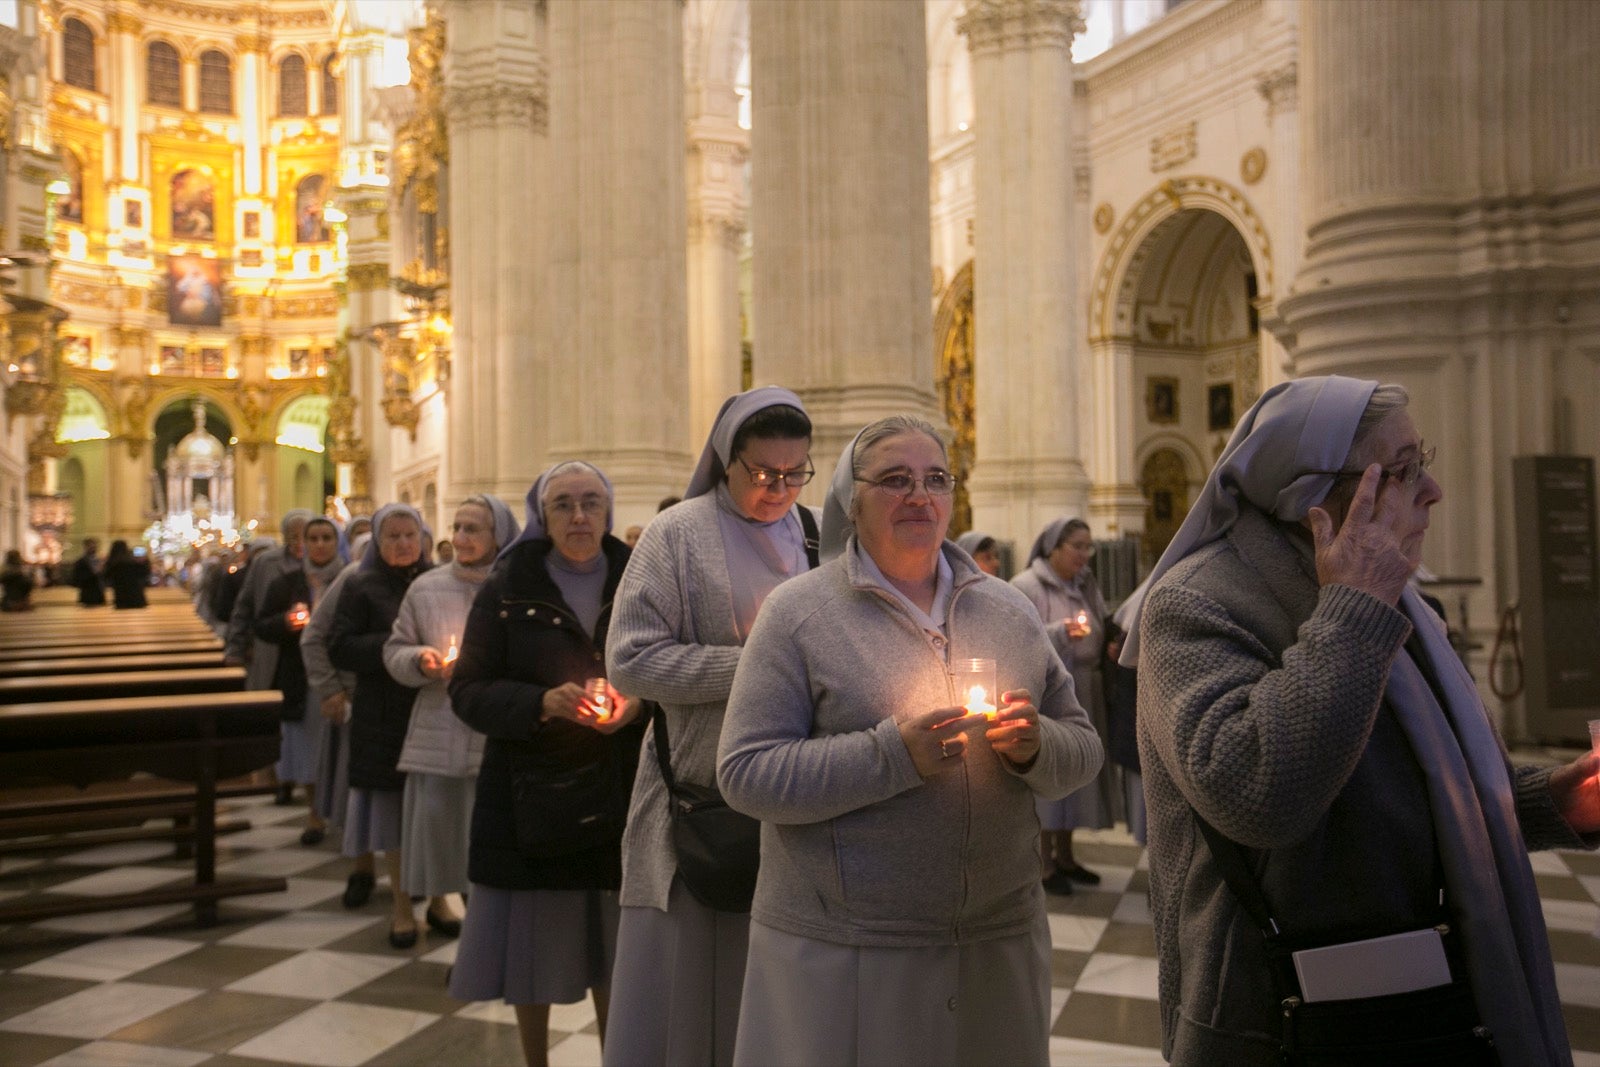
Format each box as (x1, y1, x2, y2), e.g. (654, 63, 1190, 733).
(4, 796, 1600, 1066)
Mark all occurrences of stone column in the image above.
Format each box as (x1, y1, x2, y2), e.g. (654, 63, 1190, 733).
(106, 11, 141, 182)
(441, 0, 546, 505)
(545, 0, 691, 525)
(957, 0, 1088, 549)
(685, 112, 749, 450)
(1254, 58, 1298, 392)
(339, 199, 394, 510)
(749, 0, 940, 476)
(1280, 0, 1600, 730)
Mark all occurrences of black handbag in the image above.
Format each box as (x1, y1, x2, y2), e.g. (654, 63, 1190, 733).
(652, 704, 760, 913)
(1194, 817, 1499, 1066)
(510, 757, 626, 859)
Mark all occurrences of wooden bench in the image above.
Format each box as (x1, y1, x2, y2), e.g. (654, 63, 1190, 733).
(0, 666, 246, 704)
(0, 652, 226, 678)
(0, 690, 287, 925)
(0, 641, 225, 664)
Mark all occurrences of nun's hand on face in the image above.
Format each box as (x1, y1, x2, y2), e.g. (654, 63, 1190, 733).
(985, 689, 1041, 769)
(900, 706, 985, 780)
(540, 682, 589, 724)
(1306, 464, 1414, 607)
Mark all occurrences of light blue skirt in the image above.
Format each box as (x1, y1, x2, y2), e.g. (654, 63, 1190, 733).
(449, 885, 619, 1006)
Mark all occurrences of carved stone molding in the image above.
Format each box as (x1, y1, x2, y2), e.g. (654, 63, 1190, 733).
(444, 81, 547, 132)
(958, 0, 1085, 54)
(347, 262, 391, 292)
(1150, 122, 1197, 173)
(1257, 61, 1298, 117)
(1240, 147, 1268, 185)
(1093, 202, 1114, 235)
(106, 11, 141, 35)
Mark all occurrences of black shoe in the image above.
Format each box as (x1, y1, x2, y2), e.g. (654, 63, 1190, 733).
(274, 784, 295, 806)
(425, 907, 462, 938)
(389, 923, 419, 950)
(343, 871, 375, 909)
(1042, 870, 1076, 896)
(299, 826, 326, 847)
(1060, 862, 1102, 886)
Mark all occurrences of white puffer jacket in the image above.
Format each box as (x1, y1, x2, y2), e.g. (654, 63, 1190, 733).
(385, 562, 489, 778)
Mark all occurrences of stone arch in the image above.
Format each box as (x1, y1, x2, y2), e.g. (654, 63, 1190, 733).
(138, 383, 247, 441)
(1088, 175, 1274, 345)
(1136, 431, 1208, 487)
(695, 0, 748, 90)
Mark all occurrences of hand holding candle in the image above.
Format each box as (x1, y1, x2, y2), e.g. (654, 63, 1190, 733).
(584, 677, 612, 721)
(1067, 610, 1092, 639)
(288, 602, 310, 631)
(985, 687, 1042, 769)
(443, 634, 459, 666)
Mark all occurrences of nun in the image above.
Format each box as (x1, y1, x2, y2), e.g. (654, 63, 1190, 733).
(603, 386, 819, 1067)
(1127, 375, 1599, 1066)
(953, 530, 1002, 576)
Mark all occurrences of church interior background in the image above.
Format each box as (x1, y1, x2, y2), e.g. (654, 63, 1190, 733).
(0, 0, 1592, 740)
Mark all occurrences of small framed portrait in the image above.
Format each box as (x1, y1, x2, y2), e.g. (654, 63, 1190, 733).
(1152, 490, 1174, 522)
(242, 211, 260, 239)
(159, 345, 186, 373)
(1207, 382, 1235, 432)
(200, 347, 225, 376)
(1147, 377, 1179, 425)
(124, 199, 143, 228)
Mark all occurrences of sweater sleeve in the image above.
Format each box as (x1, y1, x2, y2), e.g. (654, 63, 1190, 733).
(300, 571, 348, 696)
(1139, 580, 1412, 850)
(1001, 626, 1104, 799)
(383, 583, 432, 688)
(607, 516, 743, 705)
(224, 560, 264, 660)
(328, 575, 389, 674)
(718, 602, 925, 826)
(448, 578, 547, 741)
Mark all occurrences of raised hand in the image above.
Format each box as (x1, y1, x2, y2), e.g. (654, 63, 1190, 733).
(1306, 465, 1415, 606)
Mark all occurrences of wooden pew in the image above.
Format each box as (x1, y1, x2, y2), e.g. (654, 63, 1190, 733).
(0, 690, 286, 924)
(0, 641, 224, 664)
(0, 652, 226, 678)
(0, 667, 246, 704)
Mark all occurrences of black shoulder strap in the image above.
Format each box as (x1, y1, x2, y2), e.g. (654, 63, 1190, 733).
(798, 506, 820, 569)
(1194, 815, 1281, 937)
(650, 703, 678, 792)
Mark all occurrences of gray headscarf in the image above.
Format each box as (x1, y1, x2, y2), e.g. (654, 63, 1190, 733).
(360, 502, 431, 574)
(498, 461, 614, 560)
(302, 516, 347, 598)
(954, 530, 995, 557)
(684, 385, 808, 499)
(274, 509, 317, 577)
(454, 493, 520, 574)
(1119, 375, 1377, 666)
(1026, 517, 1084, 566)
(820, 427, 868, 561)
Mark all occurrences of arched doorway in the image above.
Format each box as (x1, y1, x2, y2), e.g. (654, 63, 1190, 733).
(1139, 448, 1189, 568)
(934, 260, 975, 533)
(275, 395, 334, 514)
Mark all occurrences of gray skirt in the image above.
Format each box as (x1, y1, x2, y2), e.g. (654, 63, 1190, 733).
(342, 787, 402, 857)
(275, 696, 327, 786)
(449, 885, 619, 1006)
(1037, 668, 1119, 832)
(733, 909, 1052, 1067)
(602, 875, 750, 1067)
(400, 772, 474, 897)
(315, 715, 351, 826)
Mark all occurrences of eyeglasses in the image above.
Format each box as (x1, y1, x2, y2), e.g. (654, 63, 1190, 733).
(547, 494, 607, 517)
(1060, 540, 1095, 557)
(737, 457, 815, 490)
(856, 470, 958, 498)
(1309, 442, 1437, 489)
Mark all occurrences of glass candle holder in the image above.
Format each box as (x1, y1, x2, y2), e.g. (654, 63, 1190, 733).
(952, 658, 997, 718)
(443, 633, 459, 665)
(586, 676, 611, 720)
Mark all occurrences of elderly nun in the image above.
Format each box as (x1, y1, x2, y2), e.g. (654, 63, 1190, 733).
(716, 415, 1102, 1067)
(1127, 375, 1600, 1066)
(953, 529, 1002, 576)
(383, 493, 520, 940)
(603, 386, 819, 1067)
(448, 463, 645, 1067)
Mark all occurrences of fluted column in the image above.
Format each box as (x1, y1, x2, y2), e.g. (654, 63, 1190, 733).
(686, 112, 749, 450)
(958, 0, 1087, 549)
(545, 0, 691, 524)
(1281, 0, 1600, 731)
(750, 0, 939, 473)
(442, 0, 546, 506)
(1254, 58, 1298, 391)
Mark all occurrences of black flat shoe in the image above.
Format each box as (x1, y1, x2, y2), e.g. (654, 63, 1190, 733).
(425, 908, 462, 938)
(389, 924, 418, 950)
(1060, 862, 1102, 886)
(299, 826, 326, 847)
(274, 784, 295, 806)
(1042, 870, 1076, 896)
(343, 870, 375, 909)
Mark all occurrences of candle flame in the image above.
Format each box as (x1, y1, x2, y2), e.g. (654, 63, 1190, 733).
(966, 684, 996, 718)
(444, 634, 459, 664)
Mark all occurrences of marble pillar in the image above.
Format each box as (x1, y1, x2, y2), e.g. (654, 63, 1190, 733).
(545, 0, 691, 525)
(686, 110, 749, 451)
(750, 0, 940, 478)
(958, 0, 1089, 549)
(441, 0, 546, 506)
(1280, 0, 1600, 731)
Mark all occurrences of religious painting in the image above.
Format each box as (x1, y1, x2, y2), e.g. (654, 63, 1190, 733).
(239, 248, 262, 267)
(159, 345, 187, 374)
(200, 347, 225, 376)
(1207, 382, 1236, 432)
(170, 168, 216, 240)
(1146, 377, 1179, 425)
(242, 211, 260, 239)
(295, 174, 329, 244)
(288, 347, 310, 376)
(58, 150, 84, 224)
(124, 199, 143, 229)
(167, 254, 223, 327)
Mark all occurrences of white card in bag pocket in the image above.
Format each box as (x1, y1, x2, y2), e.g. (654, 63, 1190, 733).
(1291, 926, 1452, 1003)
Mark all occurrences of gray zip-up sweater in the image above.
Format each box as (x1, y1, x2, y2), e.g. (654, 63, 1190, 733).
(717, 541, 1103, 948)
(384, 562, 488, 778)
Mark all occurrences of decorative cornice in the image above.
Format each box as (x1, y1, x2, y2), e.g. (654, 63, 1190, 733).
(957, 0, 1084, 55)
(234, 31, 270, 54)
(1256, 60, 1298, 115)
(106, 11, 142, 35)
(346, 262, 390, 292)
(444, 81, 547, 132)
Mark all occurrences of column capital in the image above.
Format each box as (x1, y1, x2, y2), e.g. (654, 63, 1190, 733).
(444, 77, 548, 132)
(1257, 60, 1298, 116)
(106, 11, 142, 36)
(958, 0, 1084, 54)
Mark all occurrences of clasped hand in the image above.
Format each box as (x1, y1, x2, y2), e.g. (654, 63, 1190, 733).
(540, 681, 640, 734)
(899, 688, 1042, 779)
(417, 647, 453, 681)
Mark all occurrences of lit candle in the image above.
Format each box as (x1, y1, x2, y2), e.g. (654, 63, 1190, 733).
(291, 602, 309, 625)
(585, 677, 611, 720)
(443, 634, 459, 665)
(952, 658, 998, 719)
(1075, 610, 1090, 634)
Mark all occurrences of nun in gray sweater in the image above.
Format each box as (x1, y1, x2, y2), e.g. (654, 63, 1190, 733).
(604, 386, 818, 1067)
(384, 493, 519, 938)
(716, 415, 1102, 1067)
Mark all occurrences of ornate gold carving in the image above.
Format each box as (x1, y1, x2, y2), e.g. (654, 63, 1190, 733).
(1240, 147, 1267, 185)
(234, 32, 270, 54)
(20, 233, 48, 253)
(1150, 122, 1198, 173)
(1093, 202, 1114, 235)
(106, 11, 142, 35)
(393, 10, 447, 215)
(347, 262, 390, 292)
(934, 261, 976, 534)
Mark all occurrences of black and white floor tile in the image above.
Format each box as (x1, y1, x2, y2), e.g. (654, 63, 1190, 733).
(3, 793, 1600, 1066)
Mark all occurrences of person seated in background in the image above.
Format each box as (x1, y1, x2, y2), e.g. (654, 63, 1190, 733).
(1, 549, 35, 611)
